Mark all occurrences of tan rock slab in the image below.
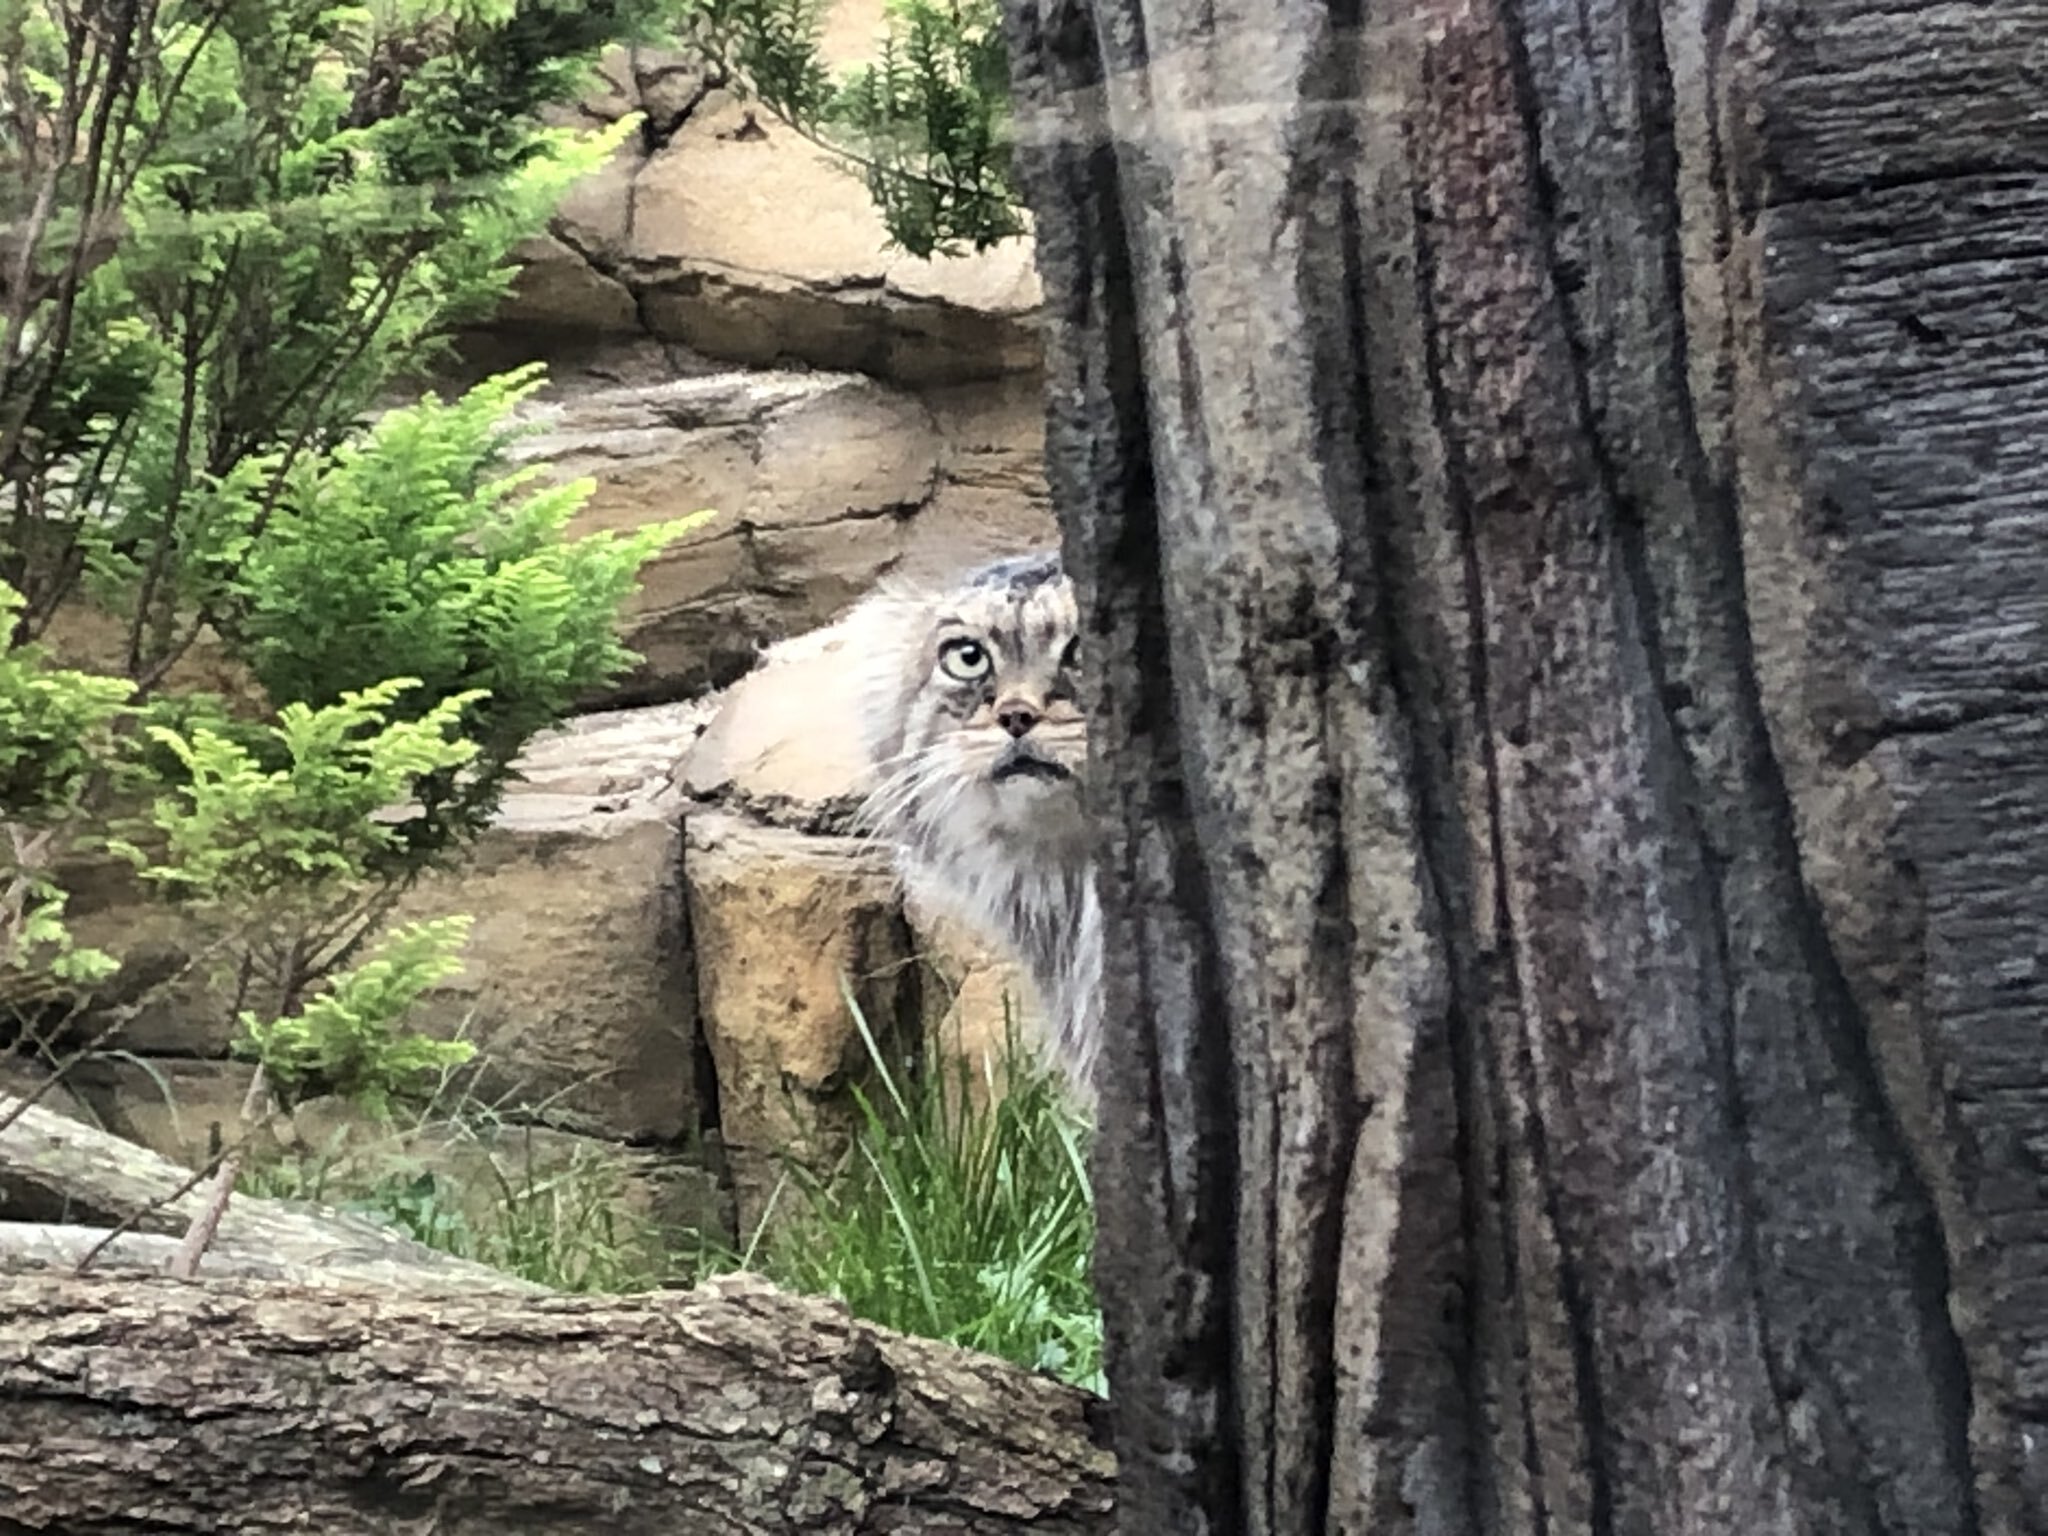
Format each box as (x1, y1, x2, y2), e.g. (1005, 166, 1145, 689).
(56, 854, 239, 1059)
(681, 812, 914, 1235)
(505, 369, 941, 700)
(507, 0, 1043, 387)
(387, 709, 704, 1145)
(915, 375, 1058, 553)
(55, 706, 710, 1148)
(674, 609, 875, 829)
(491, 232, 641, 339)
(623, 53, 1042, 387)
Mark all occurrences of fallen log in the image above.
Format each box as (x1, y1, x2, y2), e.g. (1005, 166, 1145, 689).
(0, 1094, 538, 1293)
(0, 1219, 367, 1281)
(0, 1271, 1118, 1534)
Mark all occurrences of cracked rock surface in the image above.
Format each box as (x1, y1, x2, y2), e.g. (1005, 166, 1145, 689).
(444, 0, 1056, 703)
(500, 368, 1052, 704)
(492, 0, 1041, 389)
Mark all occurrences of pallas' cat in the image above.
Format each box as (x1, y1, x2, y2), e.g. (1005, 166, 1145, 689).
(851, 551, 1100, 1103)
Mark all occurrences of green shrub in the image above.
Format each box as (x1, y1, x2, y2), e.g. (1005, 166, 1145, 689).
(233, 917, 476, 1115)
(3, 2, 683, 677)
(2, 2, 710, 1116)
(231, 365, 704, 854)
(0, 583, 130, 992)
(114, 680, 479, 899)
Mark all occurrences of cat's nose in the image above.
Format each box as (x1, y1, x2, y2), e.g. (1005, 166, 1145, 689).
(996, 700, 1041, 738)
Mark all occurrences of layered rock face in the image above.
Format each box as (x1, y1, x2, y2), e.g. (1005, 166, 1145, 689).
(503, 365, 1053, 704)
(40, 1, 1057, 1255)
(455, 0, 1055, 705)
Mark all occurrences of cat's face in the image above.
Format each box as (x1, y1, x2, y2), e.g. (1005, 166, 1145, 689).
(858, 552, 1088, 859)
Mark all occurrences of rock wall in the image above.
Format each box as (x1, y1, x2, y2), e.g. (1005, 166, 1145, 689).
(24, 0, 1057, 1260)
(502, 368, 1050, 703)
(452, 0, 1056, 705)
(484, 7, 1040, 387)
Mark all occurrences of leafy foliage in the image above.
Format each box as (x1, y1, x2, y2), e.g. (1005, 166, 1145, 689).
(0, 878, 116, 993)
(824, 0, 1020, 257)
(691, 0, 1023, 257)
(111, 678, 480, 901)
(231, 365, 709, 853)
(96, 682, 481, 1112)
(235, 916, 475, 1114)
(0, 583, 129, 991)
(0, 0, 676, 679)
(1, 3, 708, 1123)
(0, 583, 133, 830)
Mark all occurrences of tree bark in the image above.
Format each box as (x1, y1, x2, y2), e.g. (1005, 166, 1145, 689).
(0, 1273, 1116, 1535)
(1000, 0, 2048, 1531)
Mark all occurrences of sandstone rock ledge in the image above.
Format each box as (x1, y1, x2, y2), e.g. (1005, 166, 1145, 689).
(494, 10, 1045, 391)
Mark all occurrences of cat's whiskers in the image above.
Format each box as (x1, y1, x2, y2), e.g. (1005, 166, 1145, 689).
(856, 743, 953, 829)
(859, 776, 943, 839)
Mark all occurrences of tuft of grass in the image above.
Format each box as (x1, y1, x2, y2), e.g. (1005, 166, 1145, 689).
(237, 990, 1105, 1392)
(737, 989, 1104, 1394)
(241, 1110, 670, 1294)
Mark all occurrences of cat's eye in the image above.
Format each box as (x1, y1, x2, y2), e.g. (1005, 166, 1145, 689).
(1059, 637, 1079, 670)
(938, 638, 991, 682)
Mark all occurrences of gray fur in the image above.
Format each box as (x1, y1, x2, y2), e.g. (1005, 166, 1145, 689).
(849, 552, 1101, 1105)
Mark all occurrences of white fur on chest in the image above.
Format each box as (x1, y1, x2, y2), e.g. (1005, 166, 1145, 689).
(897, 831, 1102, 1100)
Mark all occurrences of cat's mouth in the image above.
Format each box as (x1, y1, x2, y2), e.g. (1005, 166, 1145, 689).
(991, 752, 1074, 785)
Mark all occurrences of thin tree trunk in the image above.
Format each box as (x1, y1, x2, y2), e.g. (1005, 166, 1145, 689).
(1001, 0, 2048, 1531)
(0, 1273, 1116, 1535)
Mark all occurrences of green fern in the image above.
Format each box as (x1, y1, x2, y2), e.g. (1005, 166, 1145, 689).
(236, 916, 476, 1116)
(231, 365, 711, 858)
